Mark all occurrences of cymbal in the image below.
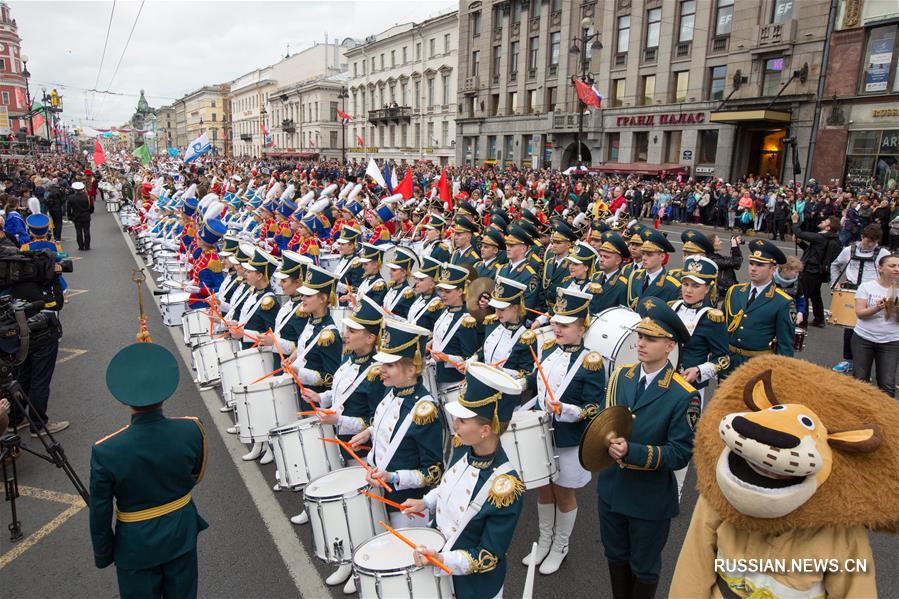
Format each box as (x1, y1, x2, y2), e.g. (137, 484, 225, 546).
(466, 277, 495, 323)
(578, 405, 634, 472)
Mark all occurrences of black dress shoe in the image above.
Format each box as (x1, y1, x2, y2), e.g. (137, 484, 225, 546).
(810, 320, 826, 328)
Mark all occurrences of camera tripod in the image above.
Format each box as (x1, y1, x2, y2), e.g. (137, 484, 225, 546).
(1, 362, 89, 542)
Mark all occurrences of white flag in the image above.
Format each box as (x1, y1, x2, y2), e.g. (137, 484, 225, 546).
(184, 132, 211, 163)
(365, 158, 387, 189)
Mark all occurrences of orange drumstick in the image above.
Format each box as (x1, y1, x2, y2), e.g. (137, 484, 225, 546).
(432, 351, 463, 369)
(361, 491, 425, 518)
(251, 367, 284, 384)
(297, 409, 335, 416)
(491, 358, 508, 367)
(526, 307, 549, 318)
(320, 437, 392, 492)
(528, 346, 561, 415)
(378, 520, 452, 575)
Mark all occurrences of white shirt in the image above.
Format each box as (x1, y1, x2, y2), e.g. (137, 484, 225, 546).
(749, 282, 771, 300)
(830, 244, 890, 287)
(638, 363, 666, 387)
(854, 280, 899, 343)
(644, 267, 663, 287)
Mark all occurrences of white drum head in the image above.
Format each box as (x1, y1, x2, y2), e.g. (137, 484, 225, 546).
(354, 528, 446, 570)
(467, 361, 522, 395)
(161, 292, 190, 304)
(508, 409, 545, 429)
(305, 466, 367, 499)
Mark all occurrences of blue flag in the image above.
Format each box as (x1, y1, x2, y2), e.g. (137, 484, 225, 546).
(184, 132, 211, 163)
(381, 161, 393, 194)
(167, 146, 180, 158)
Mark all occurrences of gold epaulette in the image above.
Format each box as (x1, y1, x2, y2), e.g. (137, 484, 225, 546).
(706, 308, 725, 323)
(588, 282, 603, 294)
(366, 365, 381, 382)
(542, 339, 556, 351)
(402, 287, 415, 299)
(372, 280, 386, 291)
(519, 329, 536, 345)
(775, 288, 793, 301)
(95, 424, 130, 446)
(317, 329, 336, 346)
(260, 295, 276, 310)
(583, 351, 604, 372)
(666, 276, 682, 287)
(487, 474, 525, 508)
(428, 299, 444, 312)
(483, 314, 498, 325)
(412, 400, 438, 425)
(671, 372, 696, 393)
(461, 315, 477, 328)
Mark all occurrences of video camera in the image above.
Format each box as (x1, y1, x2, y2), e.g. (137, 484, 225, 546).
(0, 295, 59, 366)
(0, 249, 73, 288)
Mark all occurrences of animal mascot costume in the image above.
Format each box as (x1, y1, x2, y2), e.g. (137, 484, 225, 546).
(670, 355, 899, 598)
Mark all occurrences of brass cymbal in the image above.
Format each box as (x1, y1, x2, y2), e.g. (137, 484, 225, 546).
(578, 405, 634, 472)
(466, 277, 496, 323)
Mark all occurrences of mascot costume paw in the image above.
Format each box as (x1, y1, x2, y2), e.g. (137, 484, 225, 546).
(670, 356, 899, 598)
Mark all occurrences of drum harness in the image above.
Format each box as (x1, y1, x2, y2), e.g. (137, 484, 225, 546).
(830, 243, 884, 291)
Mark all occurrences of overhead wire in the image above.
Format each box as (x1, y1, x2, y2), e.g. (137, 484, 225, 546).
(89, 0, 117, 121)
(101, 0, 146, 102)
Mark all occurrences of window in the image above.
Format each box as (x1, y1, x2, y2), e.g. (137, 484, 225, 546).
(551, 0, 562, 11)
(715, 0, 734, 36)
(429, 38, 436, 58)
(763, 57, 784, 96)
(442, 121, 449, 146)
(401, 82, 408, 105)
(512, 0, 522, 24)
(549, 32, 561, 66)
(503, 135, 514, 162)
(634, 132, 649, 162)
(527, 89, 537, 113)
(490, 93, 500, 116)
(391, 50, 396, 67)
(679, 1, 696, 43)
(510, 41, 520, 74)
(414, 81, 420, 109)
(508, 91, 518, 114)
(646, 8, 661, 48)
(607, 132, 620, 161)
(472, 50, 481, 77)
(427, 122, 434, 146)
(664, 131, 682, 163)
(415, 42, 421, 61)
(212, 113, 217, 122)
(353, 62, 358, 77)
(698, 130, 719, 164)
(612, 78, 625, 107)
(330, 131, 338, 148)
(546, 86, 557, 112)
(709, 65, 727, 100)
(445, 34, 451, 53)
(441, 73, 450, 105)
(472, 11, 481, 36)
(371, 57, 376, 71)
(330, 102, 338, 121)
(845, 130, 899, 188)
(862, 26, 899, 93)
(211, 100, 216, 107)
(617, 16, 630, 54)
(641, 75, 655, 105)
(493, 5, 503, 30)
(773, 0, 793, 23)
(492, 45, 502, 76)
(488, 135, 497, 159)
(414, 123, 421, 146)
(427, 78, 435, 107)
(528, 37, 539, 70)
(673, 71, 689, 103)
(1, 91, 8, 106)
(380, 54, 384, 69)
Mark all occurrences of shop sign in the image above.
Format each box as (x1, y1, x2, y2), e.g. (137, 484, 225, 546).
(695, 166, 715, 174)
(880, 131, 899, 153)
(615, 112, 706, 127)
(873, 108, 899, 118)
(682, 150, 693, 161)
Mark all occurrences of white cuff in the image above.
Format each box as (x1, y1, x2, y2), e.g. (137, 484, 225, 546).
(394, 469, 425, 490)
(698, 362, 717, 383)
(556, 402, 583, 423)
(336, 415, 365, 436)
(276, 337, 295, 356)
(438, 550, 471, 576)
(297, 368, 320, 386)
(318, 390, 333, 408)
(422, 487, 438, 513)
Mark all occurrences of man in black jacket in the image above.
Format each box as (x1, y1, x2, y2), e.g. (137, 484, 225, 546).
(793, 214, 841, 327)
(66, 181, 92, 250)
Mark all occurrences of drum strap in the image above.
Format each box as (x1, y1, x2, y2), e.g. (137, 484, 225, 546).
(333, 362, 373, 409)
(297, 325, 338, 363)
(534, 350, 587, 412)
(433, 313, 464, 354)
(441, 462, 515, 551)
(374, 396, 437, 470)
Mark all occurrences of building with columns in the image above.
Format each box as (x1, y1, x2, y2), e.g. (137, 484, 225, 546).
(182, 84, 230, 156)
(344, 9, 458, 165)
(0, 2, 29, 135)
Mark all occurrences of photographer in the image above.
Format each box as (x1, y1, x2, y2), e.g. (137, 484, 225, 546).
(710, 233, 743, 295)
(793, 213, 842, 327)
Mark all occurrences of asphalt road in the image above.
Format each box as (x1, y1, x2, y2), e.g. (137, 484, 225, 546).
(1, 210, 896, 598)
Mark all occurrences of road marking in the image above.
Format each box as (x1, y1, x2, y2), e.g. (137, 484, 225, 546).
(65, 289, 89, 298)
(0, 486, 85, 570)
(56, 348, 88, 365)
(115, 216, 329, 599)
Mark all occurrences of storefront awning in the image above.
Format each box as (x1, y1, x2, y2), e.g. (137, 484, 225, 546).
(709, 109, 792, 124)
(590, 163, 690, 177)
(262, 150, 320, 158)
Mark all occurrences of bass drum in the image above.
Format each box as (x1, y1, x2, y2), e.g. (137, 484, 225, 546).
(584, 306, 680, 376)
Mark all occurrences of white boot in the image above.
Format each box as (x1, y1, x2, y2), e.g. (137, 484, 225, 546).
(219, 404, 234, 412)
(674, 466, 688, 503)
(259, 445, 274, 465)
(342, 575, 356, 595)
(241, 441, 264, 461)
(539, 507, 576, 575)
(226, 425, 239, 434)
(290, 510, 309, 525)
(326, 564, 353, 586)
(273, 482, 282, 491)
(522, 502, 555, 566)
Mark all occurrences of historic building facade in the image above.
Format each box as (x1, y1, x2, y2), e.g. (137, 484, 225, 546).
(0, 2, 29, 135)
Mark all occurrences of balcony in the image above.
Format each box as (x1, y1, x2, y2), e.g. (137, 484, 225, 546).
(755, 20, 796, 49)
(368, 106, 413, 125)
(239, 133, 252, 142)
(281, 119, 295, 134)
(463, 76, 480, 95)
(550, 111, 601, 132)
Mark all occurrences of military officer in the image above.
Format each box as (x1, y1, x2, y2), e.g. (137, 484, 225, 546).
(333, 226, 364, 300)
(90, 343, 208, 599)
(586, 219, 611, 256)
(473, 227, 506, 279)
(589, 231, 630, 312)
(672, 229, 716, 300)
(475, 277, 538, 378)
(407, 255, 445, 332)
(428, 262, 479, 391)
(541, 220, 578, 313)
(721, 239, 795, 378)
(403, 362, 525, 599)
(450, 215, 481, 268)
(421, 215, 451, 264)
(625, 230, 681, 309)
(383, 246, 417, 318)
(620, 223, 646, 280)
(497, 224, 541, 314)
(520, 287, 605, 576)
(516, 218, 546, 272)
(348, 243, 388, 305)
(531, 242, 598, 329)
(598, 298, 699, 599)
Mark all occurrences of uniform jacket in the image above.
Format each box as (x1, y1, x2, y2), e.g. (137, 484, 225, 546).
(626, 267, 682, 309)
(383, 280, 416, 319)
(477, 316, 536, 377)
(450, 244, 480, 268)
(432, 306, 479, 384)
(723, 282, 794, 359)
(589, 269, 628, 312)
(497, 260, 540, 311)
(672, 300, 730, 389)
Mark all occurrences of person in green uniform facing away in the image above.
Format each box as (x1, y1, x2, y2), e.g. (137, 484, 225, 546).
(90, 343, 208, 599)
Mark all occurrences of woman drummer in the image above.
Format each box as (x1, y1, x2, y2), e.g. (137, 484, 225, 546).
(427, 262, 479, 393)
(531, 242, 601, 329)
(301, 294, 387, 591)
(402, 363, 525, 599)
(383, 246, 418, 318)
(232, 246, 279, 351)
(475, 276, 538, 378)
(520, 287, 605, 575)
(348, 318, 444, 528)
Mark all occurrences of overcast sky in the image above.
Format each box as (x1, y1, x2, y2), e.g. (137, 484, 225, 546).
(11, 0, 456, 129)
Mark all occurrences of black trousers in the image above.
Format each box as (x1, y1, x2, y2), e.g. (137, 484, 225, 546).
(800, 271, 826, 323)
(49, 208, 63, 241)
(74, 220, 91, 249)
(11, 332, 60, 430)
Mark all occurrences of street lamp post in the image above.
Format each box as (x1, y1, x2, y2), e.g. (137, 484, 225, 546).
(21, 55, 33, 145)
(260, 106, 267, 158)
(338, 86, 349, 165)
(569, 17, 602, 166)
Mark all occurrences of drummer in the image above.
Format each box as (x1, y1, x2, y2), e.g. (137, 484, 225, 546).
(333, 226, 364, 298)
(187, 218, 227, 309)
(475, 277, 537, 378)
(260, 250, 313, 356)
(232, 246, 279, 351)
(541, 220, 579, 313)
(589, 231, 630, 312)
(402, 363, 525, 599)
(625, 229, 681, 309)
(473, 228, 506, 279)
(214, 236, 242, 310)
(343, 242, 387, 305)
(383, 247, 418, 319)
(428, 263, 479, 393)
(349, 318, 444, 528)
(598, 298, 698, 599)
(520, 287, 605, 576)
(421, 214, 451, 263)
(301, 295, 387, 591)
(530, 242, 599, 329)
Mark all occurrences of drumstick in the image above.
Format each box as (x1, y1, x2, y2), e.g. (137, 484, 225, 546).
(528, 346, 561, 415)
(264, 329, 314, 405)
(526, 307, 549, 318)
(490, 358, 508, 367)
(432, 351, 463, 369)
(361, 491, 425, 518)
(297, 409, 336, 416)
(378, 521, 453, 575)
(320, 437, 393, 492)
(251, 367, 284, 384)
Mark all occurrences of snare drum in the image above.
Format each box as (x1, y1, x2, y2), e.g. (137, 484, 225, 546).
(192, 337, 240, 386)
(232, 375, 300, 444)
(501, 410, 558, 489)
(304, 467, 388, 565)
(828, 290, 857, 327)
(352, 527, 452, 599)
(320, 253, 341, 272)
(585, 306, 680, 375)
(219, 347, 275, 406)
(269, 417, 344, 489)
(182, 309, 212, 346)
(160, 292, 191, 327)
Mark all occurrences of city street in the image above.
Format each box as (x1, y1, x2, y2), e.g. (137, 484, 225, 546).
(2, 208, 897, 598)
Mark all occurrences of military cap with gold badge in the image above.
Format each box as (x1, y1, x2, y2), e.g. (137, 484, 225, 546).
(634, 297, 691, 346)
(640, 228, 676, 254)
(680, 229, 715, 255)
(746, 238, 787, 265)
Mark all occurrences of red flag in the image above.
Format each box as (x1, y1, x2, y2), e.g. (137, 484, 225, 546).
(336, 109, 352, 124)
(573, 78, 602, 108)
(93, 140, 106, 165)
(356, 134, 364, 146)
(438, 169, 451, 211)
(32, 113, 45, 134)
(396, 169, 413, 200)
(14, 88, 25, 110)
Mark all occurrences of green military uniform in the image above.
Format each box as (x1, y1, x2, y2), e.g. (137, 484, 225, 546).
(432, 263, 480, 386)
(596, 299, 699, 598)
(669, 229, 715, 282)
(625, 229, 681, 309)
(449, 215, 481, 268)
(478, 278, 538, 380)
(294, 265, 345, 408)
(473, 226, 507, 279)
(90, 343, 208, 599)
(496, 223, 540, 312)
(334, 226, 365, 300)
